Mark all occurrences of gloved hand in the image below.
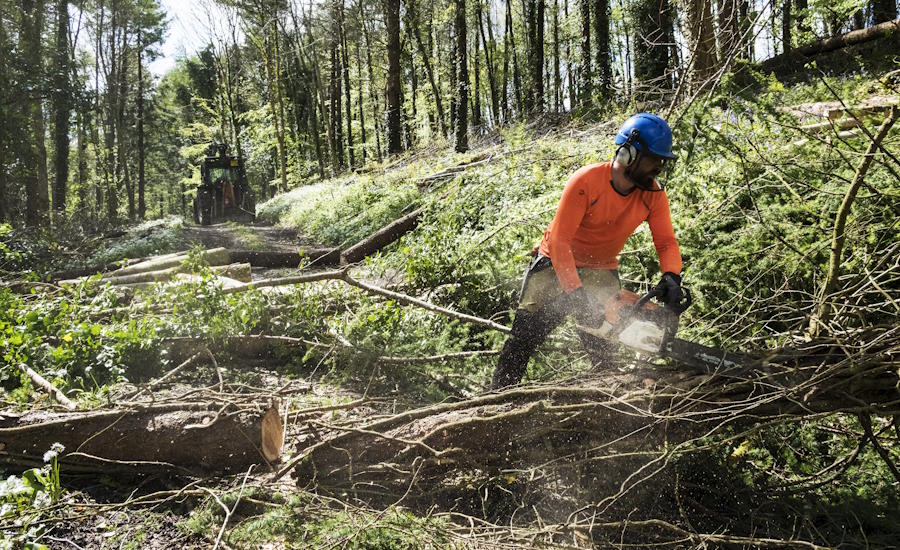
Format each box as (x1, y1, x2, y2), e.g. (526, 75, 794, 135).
(565, 286, 604, 327)
(655, 272, 685, 310)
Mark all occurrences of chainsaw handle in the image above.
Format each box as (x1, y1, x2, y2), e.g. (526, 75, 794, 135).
(636, 286, 693, 314)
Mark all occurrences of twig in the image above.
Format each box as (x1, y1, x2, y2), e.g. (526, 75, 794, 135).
(18, 363, 76, 410)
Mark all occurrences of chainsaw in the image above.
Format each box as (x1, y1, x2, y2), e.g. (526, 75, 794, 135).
(579, 286, 747, 372)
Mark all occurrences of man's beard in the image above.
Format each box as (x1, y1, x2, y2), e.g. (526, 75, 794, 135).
(629, 166, 659, 189)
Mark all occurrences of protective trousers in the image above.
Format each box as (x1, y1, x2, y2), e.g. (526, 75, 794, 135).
(491, 256, 620, 390)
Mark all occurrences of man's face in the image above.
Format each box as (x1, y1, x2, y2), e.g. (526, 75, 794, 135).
(630, 153, 667, 187)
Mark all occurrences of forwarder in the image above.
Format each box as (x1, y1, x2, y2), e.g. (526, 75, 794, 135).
(192, 143, 256, 225)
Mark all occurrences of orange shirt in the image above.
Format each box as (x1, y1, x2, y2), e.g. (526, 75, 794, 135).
(538, 162, 682, 292)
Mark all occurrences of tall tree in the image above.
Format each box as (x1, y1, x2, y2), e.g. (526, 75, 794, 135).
(872, 0, 897, 23)
(476, 0, 499, 124)
(53, 0, 72, 215)
(339, 0, 354, 168)
(22, 0, 50, 226)
(594, 0, 610, 98)
(328, 0, 345, 171)
(454, 0, 468, 152)
(578, 0, 591, 105)
(384, 0, 403, 154)
(685, 0, 718, 85)
(407, 0, 447, 136)
(631, 0, 673, 99)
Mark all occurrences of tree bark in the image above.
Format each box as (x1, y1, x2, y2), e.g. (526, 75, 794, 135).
(53, 0, 71, 216)
(454, 0, 468, 152)
(22, 0, 50, 226)
(342, 206, 425, 264)
(384, 0, 403, 155)
(578, 0, 591, 105)
(631, 0, 673, 99)
(339, 0, 354, 168)
(594, 0, 610, 98)
(137, 30, 146, 219)
(685, 0, 718, 85)
(360, 3, 383, 161)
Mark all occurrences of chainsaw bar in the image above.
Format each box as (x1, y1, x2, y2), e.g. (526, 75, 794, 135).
(663, 338, 750, 373)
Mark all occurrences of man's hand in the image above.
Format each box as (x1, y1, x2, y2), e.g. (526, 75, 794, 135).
(565, 287, 604, 327)
(655, 272, 686, 311)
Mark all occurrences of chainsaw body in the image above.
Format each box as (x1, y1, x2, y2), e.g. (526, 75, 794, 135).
(581, 289, 680, 354)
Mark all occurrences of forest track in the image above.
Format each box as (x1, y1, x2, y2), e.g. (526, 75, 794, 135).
(179, 222, 313, 252)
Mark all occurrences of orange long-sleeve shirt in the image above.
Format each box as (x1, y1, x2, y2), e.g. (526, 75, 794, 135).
(538, 162, 682, 292)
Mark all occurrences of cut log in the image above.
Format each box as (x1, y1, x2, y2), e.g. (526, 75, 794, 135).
(0, 402, 284, 474)
(342, 206, 425, 264)
(108, 247, 230, 277)
(230, 248, 341, 268)
(61, 261, 252, 286)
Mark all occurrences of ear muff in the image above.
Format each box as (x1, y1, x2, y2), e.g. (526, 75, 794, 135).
(615, 143, 637, 166)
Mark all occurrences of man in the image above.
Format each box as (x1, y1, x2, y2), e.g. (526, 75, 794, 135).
(491, 113, 686, 390)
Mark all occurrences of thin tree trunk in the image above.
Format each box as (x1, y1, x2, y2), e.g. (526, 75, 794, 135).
(53, 0, 71, 216)
(534, 0, 545, 112)
(385, 0, 403, 154)
(472, 6, 482, 127)
(360, 3, 382, 162)
(339, 0, 354, 168)
(272, 21, 289, 192)
(553, 0, 561, 113)
(298, 2, 327, 177)
(565, 0, 574, 107)
(22, 0, 49, 226)
(137, 30, 146, 219)
(408, 0, 447, 137)
(454, 0, 468, 152)
(872, 0, 897, 23)
(501, 1, 511, 121)
(477, 1, 499, 125)
(579, 0, 591, 105)
(507, 0, 523, 116)
(594, 0, 610, 98)
(355, 33, 367, 164)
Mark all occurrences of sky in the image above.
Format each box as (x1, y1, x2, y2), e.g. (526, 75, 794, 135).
(147, 0, 230, 77)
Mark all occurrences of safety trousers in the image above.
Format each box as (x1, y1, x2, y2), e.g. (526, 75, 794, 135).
(490, 257, 620, 390)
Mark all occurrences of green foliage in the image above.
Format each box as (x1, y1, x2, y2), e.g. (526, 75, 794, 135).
(0, 443, 65, 549)
(84, 217, 186, 268)
(184, 491, 452, 549)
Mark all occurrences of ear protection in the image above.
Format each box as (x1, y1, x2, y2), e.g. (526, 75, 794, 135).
(615, 143, 638, 166)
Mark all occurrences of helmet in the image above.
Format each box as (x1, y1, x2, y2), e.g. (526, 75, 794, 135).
(614, 113, 677, 160)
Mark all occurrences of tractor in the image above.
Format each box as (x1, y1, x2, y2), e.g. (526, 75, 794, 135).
(192, 143, 256, 225)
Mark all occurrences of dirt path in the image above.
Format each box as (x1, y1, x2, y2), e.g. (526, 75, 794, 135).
(178, 222, 315, 252)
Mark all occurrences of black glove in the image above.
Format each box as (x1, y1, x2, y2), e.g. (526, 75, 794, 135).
(565, 286, 603, 327)
(655, 272, 685, 310)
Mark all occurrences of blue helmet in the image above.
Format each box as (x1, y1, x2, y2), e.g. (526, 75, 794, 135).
(615, 113, 677, 160)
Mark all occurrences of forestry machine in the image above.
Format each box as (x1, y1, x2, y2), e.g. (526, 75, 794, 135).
(192, 143, 256, 226)
(579, 286, 749, 372)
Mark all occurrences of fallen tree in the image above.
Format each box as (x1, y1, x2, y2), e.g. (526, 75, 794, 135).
(0, 401, 284, 475)
(342, 207, 425, 264)
(283, 326, 900, 517)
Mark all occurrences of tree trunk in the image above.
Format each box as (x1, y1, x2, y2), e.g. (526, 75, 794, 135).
(565, 0, 575, 108)
(0, 403, 284, 475)
(685, 0, 718, 85)
(339, 0, 354, 169)
(631, 0, 673, 100)
(472, 8, 482, 127)
(22, 0, 49, 226)
(385, 0, 403, 155)
(477, 2, 499, 125)
(782, 0, 792, 53)
(501, 2, 511, 121)
(552, 0, 561, 113)
(355, 36, 367, 164)
(579, 0, 591, 105)
(137, 32, 146, 220)
(507, 0, 523, 116)
(360, 3, 383, 161)
(717, 0, 742, 60)
(0, 12, 6, 221)
(872, 0, 897, 23)
(454, 0, 468, 153)
(534, 0, 545, 112)
(594, 0, 610, 98)
(53, 0, 71, 216)
(409, 0, 448, 137)
(342, 206, 425, 264)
